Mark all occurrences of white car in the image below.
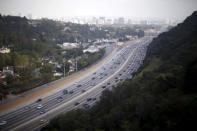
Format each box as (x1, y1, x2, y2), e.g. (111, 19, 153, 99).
(24, 105, 31, 109)
(40, 119, 48, 124)
(36, 104, 43, 109)
(91, 83, 95, 86)
(39, 110, 45, 114)
(0, 120, 7, 126)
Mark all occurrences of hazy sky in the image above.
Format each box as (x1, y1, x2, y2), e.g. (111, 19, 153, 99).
(0, 0, 197, 20)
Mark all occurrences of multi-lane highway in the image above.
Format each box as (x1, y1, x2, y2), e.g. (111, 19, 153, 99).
(0, 36, 153, 131)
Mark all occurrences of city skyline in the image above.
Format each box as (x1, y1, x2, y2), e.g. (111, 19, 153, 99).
(0, 0, 197, 21)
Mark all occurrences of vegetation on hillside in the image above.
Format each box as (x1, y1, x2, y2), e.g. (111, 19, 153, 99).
(78, 49, 105, 70)
(42, 11, 197, 131)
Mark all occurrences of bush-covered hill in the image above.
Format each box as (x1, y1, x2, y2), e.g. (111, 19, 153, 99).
(42, 11, 197, 131)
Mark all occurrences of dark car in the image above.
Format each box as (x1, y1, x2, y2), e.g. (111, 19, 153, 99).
(36, 98, 42, 102)
(92, 98, 97, 101)
(77, 85, 82, 87)
(74, 102, 80, 106)
(69, 90, 74, 94)
(83, 104, 90, 109)
(81, 90, 86, 93)
(63, 89, 68, 95)
(87, 98, 92, 101)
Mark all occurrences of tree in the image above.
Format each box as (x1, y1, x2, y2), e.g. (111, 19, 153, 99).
(5, 74, 14, 85)
(40, 64, 53, 74)
(63, 61, 70, 74)
(14, 53, 29, 68)
(40, 64, 53, 82)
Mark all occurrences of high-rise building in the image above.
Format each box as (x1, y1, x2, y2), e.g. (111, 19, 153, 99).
(127, 19, 132, 24)
(27, 13, 32, 19)
(98, 17, 106, 25)
(118, 17, 125, 24)
(106, 18, 113, 25)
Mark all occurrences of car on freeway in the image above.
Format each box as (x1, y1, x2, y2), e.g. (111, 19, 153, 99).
(63, 89, 68, 95)
(102, 86, 106, 88)
(69, 90, 74, 94)
(92, 98, 97, 101)
(77, 84, 82, 87)
(39, 110, 45, 114)
(0, 120, 7, 126)
(91, 83, 96, 86)
(74, 102, 80, 106)
(100, 73, 103, 75)
(40, 119, 48, 124)
(36, 98, 42, 102)
(83, 103, 90, 109)
(57, 96, 63, 102)
(36, 104, 43, 109)
(87, 98, 92, 101)
(81, 89, 86, 93)
(24, 105, 31, 109)
(99, 77, 103, 79)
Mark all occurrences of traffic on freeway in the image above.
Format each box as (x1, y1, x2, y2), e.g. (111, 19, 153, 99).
(0, 36, 153, 131)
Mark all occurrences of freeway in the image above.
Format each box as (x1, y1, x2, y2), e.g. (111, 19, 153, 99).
(0, 36, 153, 131)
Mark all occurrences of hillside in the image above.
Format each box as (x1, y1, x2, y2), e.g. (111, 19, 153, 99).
(42, 11, 197, 131)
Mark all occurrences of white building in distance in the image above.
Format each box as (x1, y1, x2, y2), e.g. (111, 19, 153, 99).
(57, 43, 79, 50)
(0, 48, 10, 54)
(3, 66, 14, 75)
(83, 45, 99, 53)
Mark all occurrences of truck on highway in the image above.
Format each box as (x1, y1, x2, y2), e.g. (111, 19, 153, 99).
(63, 89, 68, 95)
(63, 89, 74, 95)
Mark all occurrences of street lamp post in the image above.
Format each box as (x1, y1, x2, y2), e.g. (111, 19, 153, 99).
(75, 58, 78, 72)
(63, 58, 65, 77)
